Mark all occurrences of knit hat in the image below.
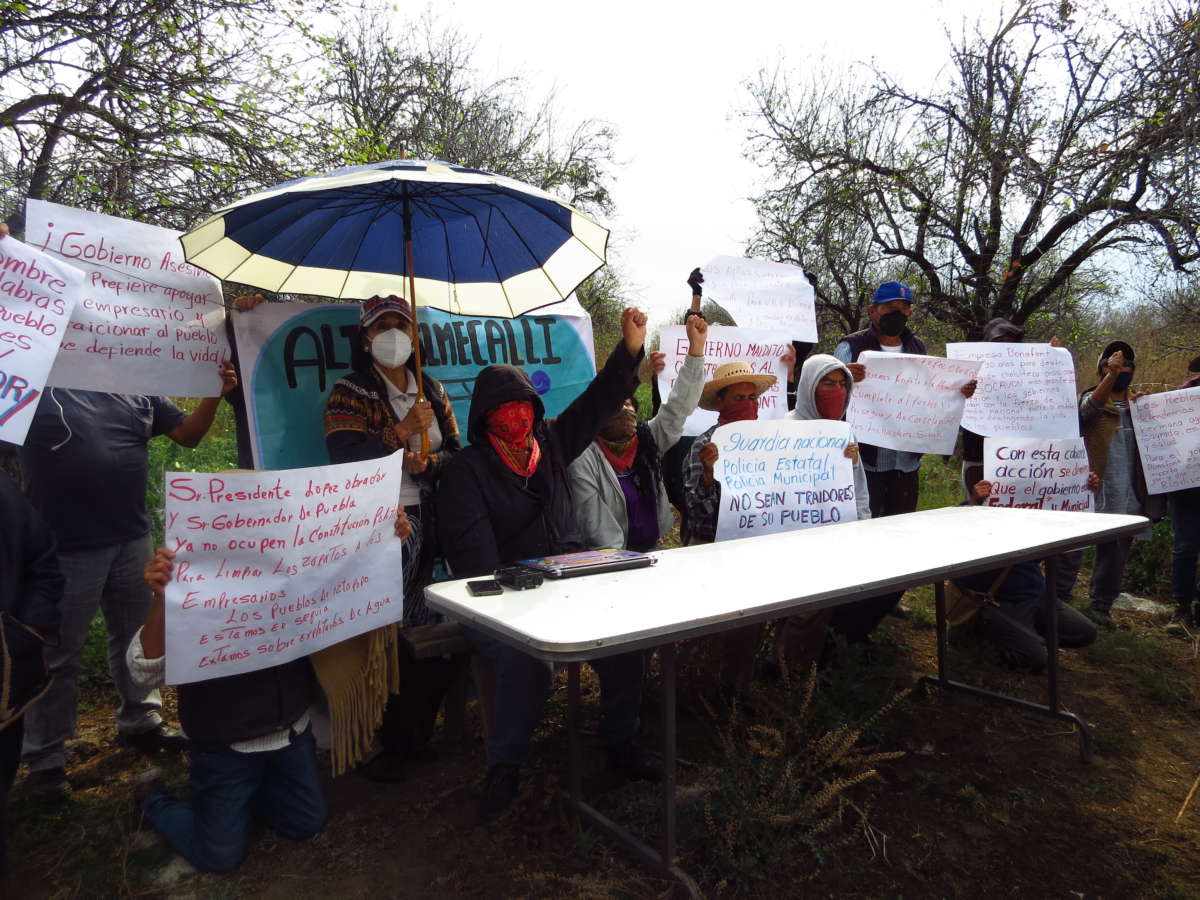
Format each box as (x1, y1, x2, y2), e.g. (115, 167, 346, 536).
(361, 294, 413, 329)
(871, 281, 914, 305)
(698, 361, 778, 411)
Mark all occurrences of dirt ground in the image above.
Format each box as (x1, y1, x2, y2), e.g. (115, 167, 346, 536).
(8, 594, 1200, 900)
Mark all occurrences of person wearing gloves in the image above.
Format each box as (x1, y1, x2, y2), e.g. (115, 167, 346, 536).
(570, 312, 708, 552)
(436, 308, 652, 821)
(1078, 341, 1162, 629)
(321, 293, 463, 781)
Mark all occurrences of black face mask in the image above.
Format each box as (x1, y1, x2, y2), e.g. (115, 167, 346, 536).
(877, 309, 907, 338)
(1113, 372, 1133, 393)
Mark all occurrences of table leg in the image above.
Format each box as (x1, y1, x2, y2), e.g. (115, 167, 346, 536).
(561, 646, 700, 897)
(567, 661, 582, 807)
(934, 580, 948, 684)
(661, 642, 677, 867)
(920, 566, 1093, 764)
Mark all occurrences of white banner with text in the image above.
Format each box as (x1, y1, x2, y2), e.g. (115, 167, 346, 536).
(982, 437, 1093, 512)
(1131, 387, 1200, 494)
(700, 255, 818, 342)
(946, 342, 1078, 438)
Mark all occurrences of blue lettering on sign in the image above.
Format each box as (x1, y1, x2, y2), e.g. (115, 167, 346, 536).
(250, 305, 594, 469)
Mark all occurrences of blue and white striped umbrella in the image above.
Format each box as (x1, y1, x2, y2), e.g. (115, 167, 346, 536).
(181, 159, 609, 317)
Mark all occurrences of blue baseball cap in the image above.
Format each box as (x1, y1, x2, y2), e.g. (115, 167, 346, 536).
(871, 281, 914, 305)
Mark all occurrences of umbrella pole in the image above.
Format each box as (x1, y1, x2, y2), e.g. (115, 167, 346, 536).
(403, 192, 431, 455)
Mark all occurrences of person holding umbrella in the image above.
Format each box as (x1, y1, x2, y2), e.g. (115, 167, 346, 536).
(437, 307, 651, 820)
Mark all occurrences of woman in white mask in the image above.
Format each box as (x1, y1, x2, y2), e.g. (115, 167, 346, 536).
(324, 294, 462, 782)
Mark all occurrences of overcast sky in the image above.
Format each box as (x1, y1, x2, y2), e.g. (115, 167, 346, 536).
(437, 0, 1052, 327)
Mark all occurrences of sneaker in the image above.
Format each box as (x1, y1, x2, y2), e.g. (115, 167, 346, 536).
(360, 751, 407, 784)
(478, 764, 520, 822)
(606, 741, 665, 783)
(119, 723, 188, 755)
(132, 768, 169, 810)
(26, 767, 71, 802)
(1085, 607, 1115, 630)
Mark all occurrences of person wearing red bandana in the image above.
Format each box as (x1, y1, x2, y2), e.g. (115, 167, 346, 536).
(436, 307, 648, 821)
(682, 361, 779, 545)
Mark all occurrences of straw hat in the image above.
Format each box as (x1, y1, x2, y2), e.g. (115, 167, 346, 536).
(698, 361, 777, 411)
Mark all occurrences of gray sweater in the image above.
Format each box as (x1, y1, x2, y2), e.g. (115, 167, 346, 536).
(569, 354, 707, 549)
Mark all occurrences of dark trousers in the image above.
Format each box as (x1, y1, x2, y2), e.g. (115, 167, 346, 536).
(978, 599, 1098, 673)
(0, 717, 23, 873)
(142, 726, 327, 873)
(1170, 490, 1200, 612)
(378, 652, 466, 754)
(1089, 536, 1136, 613)
(832, 468, 920, 642)
(468, 630, 643, 766)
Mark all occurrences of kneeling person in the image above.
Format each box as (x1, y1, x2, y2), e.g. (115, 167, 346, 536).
(952, 481, 1098, 673)
(130, 548, 327, 873)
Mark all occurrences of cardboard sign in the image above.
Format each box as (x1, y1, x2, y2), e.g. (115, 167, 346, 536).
(847, 352, 981, 454)
(982, 437, 1093, 512)
(700, 255, 818, 341)
(0, 236, 84, 443)
(162, 454, 406, 684)
(656, 325, 790, 437)
(232, 301, 595, 469)
(1130, 387, 1200, 494)
(24, 200, 228, 397)
(712, 419, 857, 541)
(946, 342, 1078, 438)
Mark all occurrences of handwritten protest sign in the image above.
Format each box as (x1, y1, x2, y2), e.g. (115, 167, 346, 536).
(712, 419, 857, 541)
(233, 300, 595, 469)
(0, 236, 84, 443)
(1130, 387, 1200, 494)
(846, 352, 981, 454)
(946, 342, 1078, 438)
(982, 437, 1093, 512)
(656, 325, 790, 437)
(24, 200, 228, 397)
(163, 453, 406, 684)
(700, 256, 818, 341)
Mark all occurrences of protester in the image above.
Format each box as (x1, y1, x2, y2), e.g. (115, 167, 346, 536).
(1165, 356, 1200, 637)
(570, 312, 707, 551)
(322, 293, 463, 780)
(18, 366, 237, 799)
(0, 469, 63, 875)
(830, 280, 975, 641)
(955, 479, 1098, 671)
(1078, 341, 1162, 629)
(130, 548, 328, 873)
(436, 307, 650, 820)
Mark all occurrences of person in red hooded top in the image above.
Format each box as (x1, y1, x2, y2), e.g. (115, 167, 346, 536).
(436, 308, 652, 821)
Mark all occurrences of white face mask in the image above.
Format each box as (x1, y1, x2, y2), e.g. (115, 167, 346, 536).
(370, 328, 412, 369)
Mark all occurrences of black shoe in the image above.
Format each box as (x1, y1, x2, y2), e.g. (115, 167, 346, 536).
(26, 767, 71, 802)
(119, 723, 189, 755)
(1085, 607, 1115, 630)
(1165, 605, 1195, 638)
(132, 768, 169, 810)
(478, 764, 520, 822)
(606, 742, 664, 783)
(361, 751, 407, 783)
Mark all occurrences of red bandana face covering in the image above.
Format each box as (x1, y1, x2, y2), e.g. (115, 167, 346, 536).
(486, 400, 540, 476)
(814, 386, 848, 420)
(717, 397, 759, 426)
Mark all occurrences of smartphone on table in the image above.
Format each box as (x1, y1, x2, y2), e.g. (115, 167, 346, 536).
(467, 578, 503, 597)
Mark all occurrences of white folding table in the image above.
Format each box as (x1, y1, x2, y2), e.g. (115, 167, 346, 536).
(425, 506, 1147, 894)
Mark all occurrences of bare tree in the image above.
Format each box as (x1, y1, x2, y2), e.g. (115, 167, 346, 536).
(747, 0, 1200, 339)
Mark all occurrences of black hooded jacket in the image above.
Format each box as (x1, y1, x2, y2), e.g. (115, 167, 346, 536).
(436, 342, 643, 578)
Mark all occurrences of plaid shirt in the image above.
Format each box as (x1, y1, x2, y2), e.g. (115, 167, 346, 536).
(683, 424, 721, 544)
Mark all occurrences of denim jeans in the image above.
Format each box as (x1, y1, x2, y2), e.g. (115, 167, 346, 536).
(467, 630, 643, 766)
(142, 726, 327, 873)
(22, 535, 159, 772)
(1170, 490, 1200, 610)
